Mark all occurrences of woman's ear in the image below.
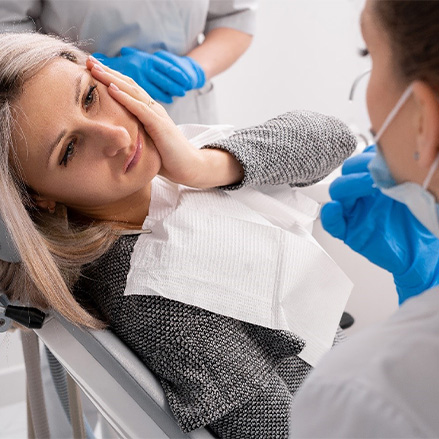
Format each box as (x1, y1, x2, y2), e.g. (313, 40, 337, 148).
(32, 194, 57, 213)
(412, 80, 439, 169)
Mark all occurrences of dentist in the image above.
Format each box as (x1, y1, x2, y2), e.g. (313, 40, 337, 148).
(290, 1, 439, 437)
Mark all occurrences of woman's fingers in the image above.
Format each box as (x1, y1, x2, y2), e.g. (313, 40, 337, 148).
(87, 56, 169, 119)
(108, 80, 204, 185)
(107, 82, 171, 135)
(108, 82, 153, 120)
(88, 60, 143, 97)
(86, 56, 131, 83)
(87, 56, 151, 104)
(87, 56, 183, 165)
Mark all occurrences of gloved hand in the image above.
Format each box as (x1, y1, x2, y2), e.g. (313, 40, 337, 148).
(154, 50, 206, 90)
(321, 145, 439, 304)
(93, 47, 195, 103)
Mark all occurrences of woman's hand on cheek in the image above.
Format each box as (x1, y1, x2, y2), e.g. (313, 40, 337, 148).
(86, 57, 243, 188)
(86, 57, 202, 185)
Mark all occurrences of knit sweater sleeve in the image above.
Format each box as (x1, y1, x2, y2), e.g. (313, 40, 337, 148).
(202, 110, 357, 190)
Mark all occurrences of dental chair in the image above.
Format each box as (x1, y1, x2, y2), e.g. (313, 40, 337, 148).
(1, 297, 215, 439)
(0, 217, 214, 439)
(0, 215, 354, 439)
(2, 297, 354, 439)
(36, 312, 215, 439)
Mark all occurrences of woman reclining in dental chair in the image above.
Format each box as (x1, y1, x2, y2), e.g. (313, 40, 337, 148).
(0, 32, 356, 438)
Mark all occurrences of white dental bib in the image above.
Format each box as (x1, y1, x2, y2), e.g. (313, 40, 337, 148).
(124, 125, 353, 366)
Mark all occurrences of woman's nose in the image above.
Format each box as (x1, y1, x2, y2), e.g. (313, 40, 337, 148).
(93, 122, 132, 157)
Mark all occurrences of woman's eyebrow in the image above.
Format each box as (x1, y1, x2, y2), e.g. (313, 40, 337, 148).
(46, 128, 67, 168)
(74, 72, 85, 105)
(46, 73, 84, 168)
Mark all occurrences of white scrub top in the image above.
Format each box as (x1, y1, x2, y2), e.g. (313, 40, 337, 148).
(0, 0, 257, 124)
(289, 286, 439, 438)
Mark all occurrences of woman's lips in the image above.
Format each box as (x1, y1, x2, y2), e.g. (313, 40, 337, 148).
(125, 133, 143, 173)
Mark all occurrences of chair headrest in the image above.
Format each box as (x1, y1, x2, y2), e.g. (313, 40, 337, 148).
(0, 215, 20, 263)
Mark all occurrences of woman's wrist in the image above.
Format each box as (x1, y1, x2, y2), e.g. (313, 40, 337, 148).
(193, 148, 244, 188)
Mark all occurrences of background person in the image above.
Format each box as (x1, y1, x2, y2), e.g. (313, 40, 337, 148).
(0, 0, 256, 124)
(290, 1, 439, 437)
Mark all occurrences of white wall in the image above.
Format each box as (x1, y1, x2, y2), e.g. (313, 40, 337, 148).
(0, 0, 398, 410)
(215, 0, 371, 133)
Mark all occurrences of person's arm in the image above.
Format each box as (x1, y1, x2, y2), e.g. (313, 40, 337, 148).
(203, 111, 357, 190)
(0, 0, 41, 32)
(94, 0, 256, 103)
(187, 27, 253, 80)
(89, 59, 356, 189)
(186, 0, 257, 80)
(88, 58, 244, 187)
(93, 27, 253, 104)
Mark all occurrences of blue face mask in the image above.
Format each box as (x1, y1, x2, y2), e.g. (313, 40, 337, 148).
(367, 85, 439, 238)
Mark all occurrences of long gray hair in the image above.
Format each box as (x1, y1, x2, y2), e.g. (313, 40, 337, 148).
(0, 32, 118, 329)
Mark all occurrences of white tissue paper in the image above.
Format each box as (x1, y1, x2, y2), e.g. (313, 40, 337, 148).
(124, 124, 353, 366)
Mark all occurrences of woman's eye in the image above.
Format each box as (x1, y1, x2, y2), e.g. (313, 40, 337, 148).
(84, 84, 97, 109)
(59, 139, 76, 167)
(358, 47, 369, 57)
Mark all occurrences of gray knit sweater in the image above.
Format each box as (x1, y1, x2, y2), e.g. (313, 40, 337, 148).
(74, 111, 356, 438)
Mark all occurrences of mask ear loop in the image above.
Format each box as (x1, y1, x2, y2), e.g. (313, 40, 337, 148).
(422, 154, 439, 190)
(422, 95, 439, 190)
(374, 85, 414, 142)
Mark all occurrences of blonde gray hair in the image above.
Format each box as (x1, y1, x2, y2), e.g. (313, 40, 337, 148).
(0, 32, 118, 329)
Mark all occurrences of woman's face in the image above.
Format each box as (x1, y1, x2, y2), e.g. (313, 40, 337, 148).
(13, 58, 161, 224)
(361, 0, 423, 184)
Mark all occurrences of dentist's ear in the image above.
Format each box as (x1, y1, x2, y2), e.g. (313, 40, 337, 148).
(412, 80, 439, 169)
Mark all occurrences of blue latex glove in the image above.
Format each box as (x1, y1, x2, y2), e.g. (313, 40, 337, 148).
(154, 50, 206, 90)
(93, 47, 193, 103)
(321, 145, 439, 304)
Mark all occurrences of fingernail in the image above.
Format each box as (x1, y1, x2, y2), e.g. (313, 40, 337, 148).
(109, 82, 119, 91)
(92, 63, 104, 72)
(88, 55, 101, 64)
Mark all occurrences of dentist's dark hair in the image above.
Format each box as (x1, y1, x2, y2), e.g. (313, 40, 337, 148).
(0, 32, 117, 329)
(373, 0, 439, 90)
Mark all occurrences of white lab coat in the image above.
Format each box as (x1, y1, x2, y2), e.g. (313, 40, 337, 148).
(0, 0, 257, 124)
(289, 286, 439, 438)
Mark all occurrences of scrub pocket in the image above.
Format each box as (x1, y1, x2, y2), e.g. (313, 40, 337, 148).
(194, 80, 218, 125)
(165, 80, 218, 124)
